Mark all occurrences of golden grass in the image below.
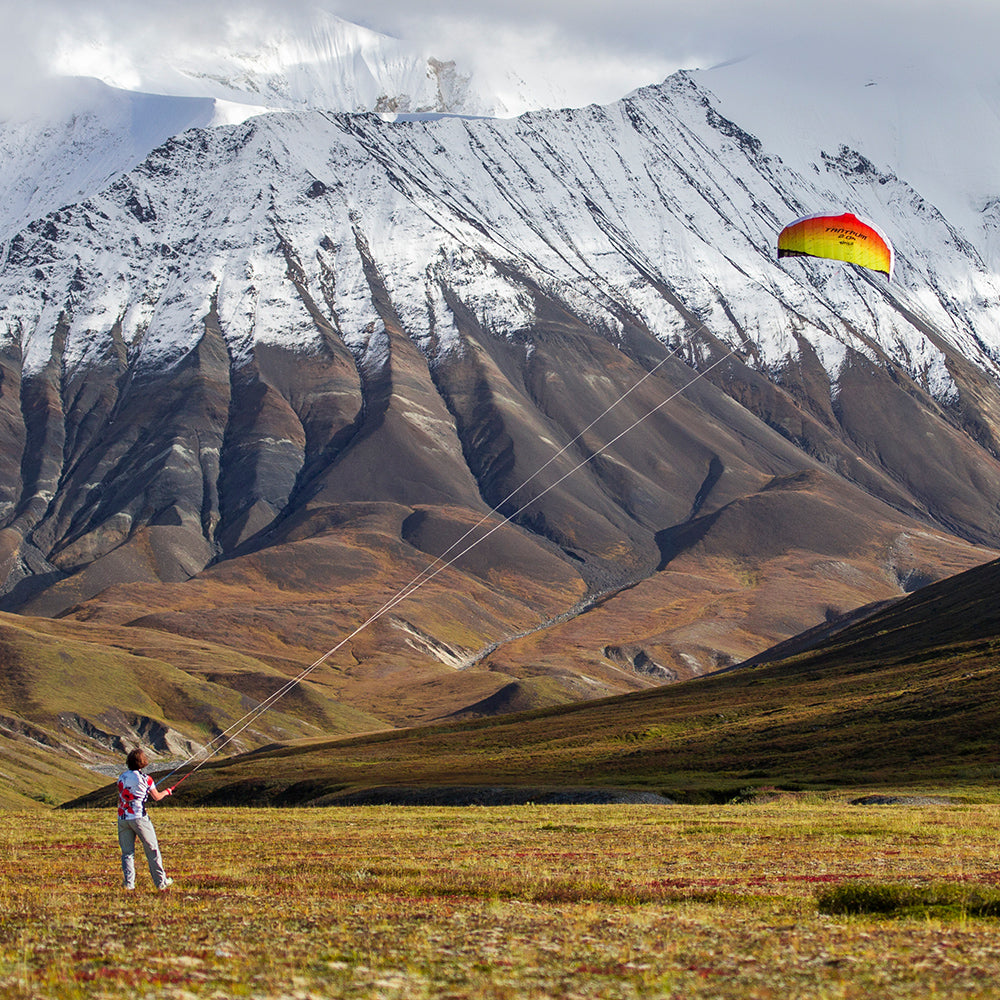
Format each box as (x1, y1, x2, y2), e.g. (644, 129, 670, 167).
(5, 799, 1000, 998)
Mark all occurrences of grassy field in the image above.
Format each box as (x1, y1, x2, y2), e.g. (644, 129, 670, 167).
(5, 797, 1000, 998)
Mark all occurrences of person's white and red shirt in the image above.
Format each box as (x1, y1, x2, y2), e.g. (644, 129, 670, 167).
(117, 769, 158, 819)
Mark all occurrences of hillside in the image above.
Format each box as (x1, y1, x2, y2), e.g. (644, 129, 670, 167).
(63, 556, 1000, 808)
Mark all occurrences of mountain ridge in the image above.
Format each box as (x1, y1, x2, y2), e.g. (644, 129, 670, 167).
(1, 8, 524, 242)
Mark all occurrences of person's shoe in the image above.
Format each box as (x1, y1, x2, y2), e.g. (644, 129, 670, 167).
(123, 884, 135, 891)
(158, 877, 174, 891)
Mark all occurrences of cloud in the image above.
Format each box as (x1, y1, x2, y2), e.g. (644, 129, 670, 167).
(3, 0, 1000, 117)
(0, 5, 52, 116)
(330, 0, 1000, 107)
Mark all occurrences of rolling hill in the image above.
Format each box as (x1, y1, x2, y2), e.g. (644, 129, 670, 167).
(64, 554, 1000, 808)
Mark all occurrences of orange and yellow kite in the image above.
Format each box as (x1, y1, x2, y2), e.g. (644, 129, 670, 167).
(777, 212, 894, 280)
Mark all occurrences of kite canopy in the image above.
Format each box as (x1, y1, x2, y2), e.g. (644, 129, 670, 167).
(777, 212, 894, 280)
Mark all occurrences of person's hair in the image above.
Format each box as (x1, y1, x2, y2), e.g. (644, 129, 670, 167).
(126, 747, 149, 771)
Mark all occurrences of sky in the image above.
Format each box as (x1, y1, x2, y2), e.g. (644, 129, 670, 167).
(4, 0, 1000, 117)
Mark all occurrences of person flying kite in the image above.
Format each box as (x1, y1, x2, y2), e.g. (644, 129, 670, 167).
(117, 747, 176, 891)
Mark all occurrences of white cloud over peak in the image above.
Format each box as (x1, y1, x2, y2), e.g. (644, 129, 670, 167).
(3, 1, 992, 113)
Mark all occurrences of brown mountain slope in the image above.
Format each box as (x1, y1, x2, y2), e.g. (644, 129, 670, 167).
(41, 365, 997, 726)
(471, 467, 991, 689)
(0, 328, 995, 798)
(4, 454, 988, 803)
(0, 608, 390, 801)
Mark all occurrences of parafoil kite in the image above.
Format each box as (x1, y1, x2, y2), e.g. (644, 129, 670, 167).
(777, 212, 894, 280)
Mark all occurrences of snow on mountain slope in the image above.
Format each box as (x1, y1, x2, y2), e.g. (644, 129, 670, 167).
(0, 10, 514, 242)
(10, 8, 997, 266)
(0, 76, 263, 241)
(8, 73, 999, 403)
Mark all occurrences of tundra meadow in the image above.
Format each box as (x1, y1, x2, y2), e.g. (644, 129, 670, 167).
(3, 796, 1000, 998)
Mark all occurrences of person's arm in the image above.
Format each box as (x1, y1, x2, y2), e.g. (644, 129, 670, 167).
(148, 780, 175, 802)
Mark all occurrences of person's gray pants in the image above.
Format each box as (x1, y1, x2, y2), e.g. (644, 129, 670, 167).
(118, 815, 167, 889)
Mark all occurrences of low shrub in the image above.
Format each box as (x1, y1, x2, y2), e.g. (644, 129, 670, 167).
(817, 880, 1000, 918)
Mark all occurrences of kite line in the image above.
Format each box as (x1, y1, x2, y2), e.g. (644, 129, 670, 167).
(163, 325, 753, 789)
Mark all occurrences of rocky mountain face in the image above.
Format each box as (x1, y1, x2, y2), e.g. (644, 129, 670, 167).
(3, 65, 1000, 776)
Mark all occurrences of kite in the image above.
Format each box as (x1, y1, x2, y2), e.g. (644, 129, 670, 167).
(777, 212, 894, 280)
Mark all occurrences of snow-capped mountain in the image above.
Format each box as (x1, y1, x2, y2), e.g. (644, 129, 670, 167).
(3, 70, 1000, 589)
(3, 14, 1000, 765)
(0, 10, 520, 240)
(11, 75, 1000, 394)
